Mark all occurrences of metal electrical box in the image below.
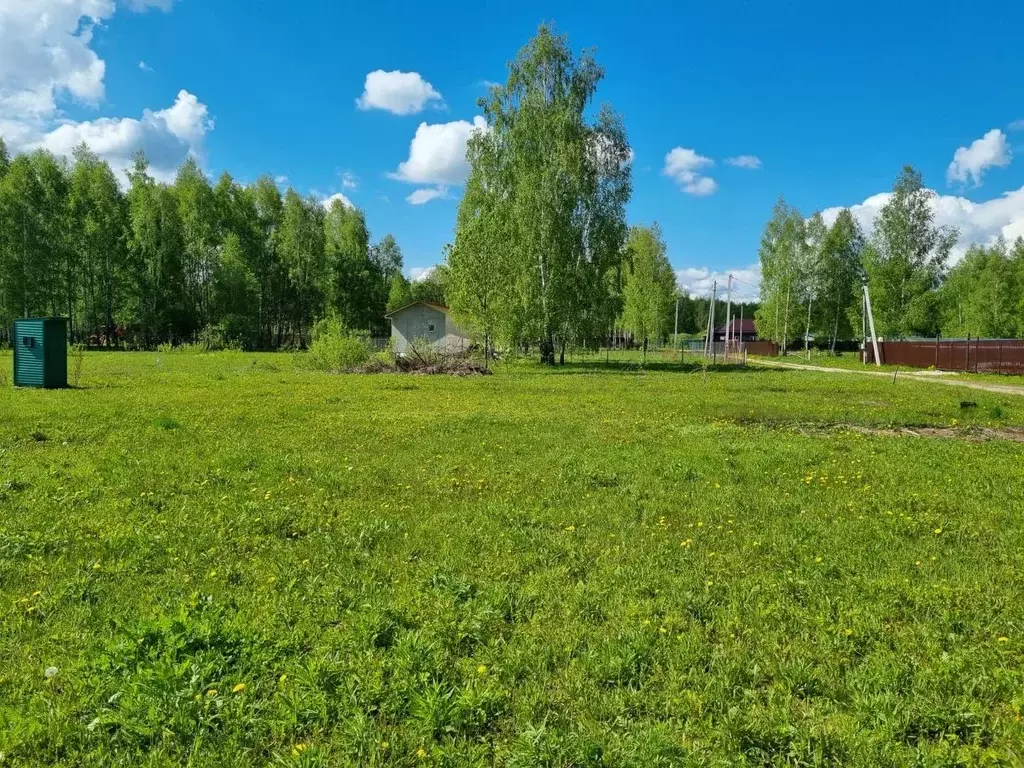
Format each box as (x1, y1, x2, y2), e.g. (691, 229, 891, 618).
(12, 318, 68, 388)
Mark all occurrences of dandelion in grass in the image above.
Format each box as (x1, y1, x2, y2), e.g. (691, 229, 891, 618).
(292, 743, 307, 756)
(476, 664, 488, 676)
(44, 666, 58, 679)
(232, 683, 246, 693)
(206, 688, 217, 697)
(416, 747, 427, 759)
(998, 636, 1009, 643)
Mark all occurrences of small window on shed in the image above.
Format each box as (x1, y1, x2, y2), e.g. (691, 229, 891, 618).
(428, 323, 436, 332)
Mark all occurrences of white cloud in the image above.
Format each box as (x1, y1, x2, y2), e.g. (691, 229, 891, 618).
(0, 1, 204, 184)
(409, 266, 437, 281)
(406, 186, 448, 205)
(0, 0, 114, 116)
(13, 90, 212, 184)
(274, 175, 288, 186)
(138, 61, 153, 72)
(663, 147, 718, 196)
(356, 70, 444, 115)
(675, 264, 762, 300)
(821, 185, 1024, 264)
(322, 192, 355, 210)
(685, 176, 719, 196)
(725, 155, 762, 170)
(341, 170, 358, 190)
(1010, 119, 1024, 131)
(389, 116, 487, 186)
(946, 128, 1011, 186)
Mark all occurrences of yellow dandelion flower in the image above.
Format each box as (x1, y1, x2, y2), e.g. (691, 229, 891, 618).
(997, 636, 1009, 643)
(417, 747, 427, 759)
(815, 556, 823, 563)
(232, 683, 246, 694)
(476, 664, 488, 676)
(564, 525, 575, 532)
(31, 591, 42, 597)
(934, 527, 942, 535)
(381, 741, 389, 750)
(206, 688, 217, 697)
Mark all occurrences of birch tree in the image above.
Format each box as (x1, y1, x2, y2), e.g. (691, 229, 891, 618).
(755, 198, 805, 350)
(452, 24, 631, 363)
(864, 166, 957, 337)
(620, 223, 675, 358)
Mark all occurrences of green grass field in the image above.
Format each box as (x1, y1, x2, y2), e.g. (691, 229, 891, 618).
(2, 350, 1024, 766)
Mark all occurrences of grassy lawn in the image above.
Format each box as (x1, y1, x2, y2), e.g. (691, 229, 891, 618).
(2, 350, 1024, 766)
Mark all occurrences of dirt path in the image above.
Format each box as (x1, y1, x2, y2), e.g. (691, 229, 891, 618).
(752, 359, 1024, 397)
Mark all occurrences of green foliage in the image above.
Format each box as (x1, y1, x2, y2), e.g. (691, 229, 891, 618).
(621, 224, 675, 346)
(939, 239, 1023, 338)
(0, 146, 393, 350)
(756, 197, 806, 346)
(410, 264, 448, 306)
(386, 273, 413, 311)
(864, 166, 958, 338)
(304, 317, 372, 372)
(2, 353, 1024, 764)
(451, 24, 631, 361)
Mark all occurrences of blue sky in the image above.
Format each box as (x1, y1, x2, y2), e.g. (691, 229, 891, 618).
(3, 0, 1023, 299)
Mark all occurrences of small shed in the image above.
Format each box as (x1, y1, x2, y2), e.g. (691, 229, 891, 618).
(385, 301, 471, 355)
(12, 317, 68, 388)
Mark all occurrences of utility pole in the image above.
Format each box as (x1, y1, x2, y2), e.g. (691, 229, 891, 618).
(861, 291, 867, 363)
(805, 295, 813, 361)
(863, 283, 882, 367)
(739, 304, 744, 356)
(674, 295, 679, 348)
(705, 281, 717, 359)
(724, 275, 733, 361)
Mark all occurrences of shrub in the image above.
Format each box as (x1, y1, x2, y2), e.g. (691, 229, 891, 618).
(304, 318, 371, 372)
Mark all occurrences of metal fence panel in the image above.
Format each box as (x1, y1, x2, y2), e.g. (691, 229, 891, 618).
(865, 339, 1024, 376)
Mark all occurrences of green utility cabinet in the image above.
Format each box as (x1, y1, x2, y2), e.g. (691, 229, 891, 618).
(12, 318, 68, 388)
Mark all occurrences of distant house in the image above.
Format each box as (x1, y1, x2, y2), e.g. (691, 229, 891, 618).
(712, 317, 758, 343)
(385, 301, 471, 355)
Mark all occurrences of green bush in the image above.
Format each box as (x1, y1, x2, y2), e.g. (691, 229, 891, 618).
(304, 318, 371, 372)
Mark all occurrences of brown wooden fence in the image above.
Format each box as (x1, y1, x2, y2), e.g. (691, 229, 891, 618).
(743, 341, 780, 357)
(864, 339, 1024, 375)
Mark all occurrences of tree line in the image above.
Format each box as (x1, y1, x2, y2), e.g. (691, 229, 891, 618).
(0, 140, 406, 348)
(757, 165, 1024, 349)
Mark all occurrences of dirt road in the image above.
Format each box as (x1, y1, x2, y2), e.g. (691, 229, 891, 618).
(752, 358, 1024, 397)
